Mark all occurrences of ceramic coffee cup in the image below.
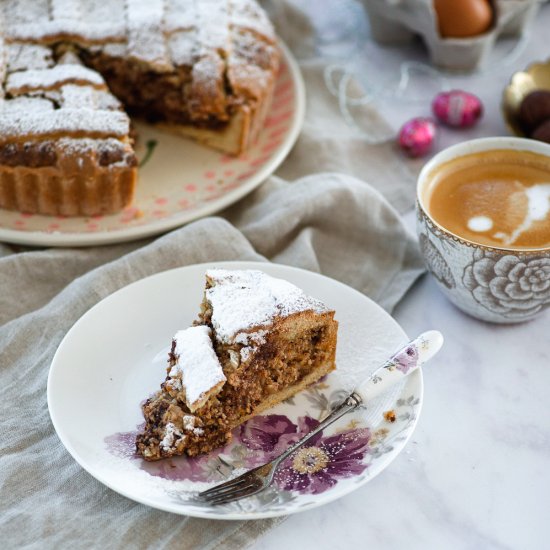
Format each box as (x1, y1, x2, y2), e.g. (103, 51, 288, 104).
(416, 137, 550, 323)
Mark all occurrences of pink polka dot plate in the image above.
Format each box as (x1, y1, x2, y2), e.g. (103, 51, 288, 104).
(0, 42, 304, 247)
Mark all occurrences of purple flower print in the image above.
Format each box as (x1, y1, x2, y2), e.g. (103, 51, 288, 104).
(389, 344, 419, 374)
(104, 429, 141, 460)
(239, 414, 371, 495)
(144, 450, 224, 483)
(273, 427, 371, 495)
(104, 425, 225, 483)
(239, 414, 297, 452)
(105, 414, 371, 493)
(239, 414, 321, 467)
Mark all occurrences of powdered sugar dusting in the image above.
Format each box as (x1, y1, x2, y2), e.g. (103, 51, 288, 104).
(6, 65, 106, 94)
(168, 30, 196, 67)
(229, 0, 275, 41)
(240, 346, 254, 363)
(233, 329, 267, 346)
(182, 415, 205, 436)
(206, 269, 330, 344)
(171, 326, 227, 412)
(2, 0, 276, 69)
(198, 0, 230, 54)
(6, 21, 127, 43)
(126, 0, 172, 71)
(165, 0, 198, 31)
(0, 109, 130, 139)
(61, 84, 95, 109)
(57, 137, 132, 165)
(58, 84, 122, 111)
(6, 43, 54, 72)
(50, 0, 82, 21)
(235, 329, 266, 363)
(1, 96, 54, 114)
(160, 422, 186, 451)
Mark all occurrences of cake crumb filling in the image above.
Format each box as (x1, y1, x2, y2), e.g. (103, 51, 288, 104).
(160, 422, 186, 451)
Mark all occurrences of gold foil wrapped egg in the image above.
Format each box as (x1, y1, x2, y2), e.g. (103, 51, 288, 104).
(502, 59, 550, 137)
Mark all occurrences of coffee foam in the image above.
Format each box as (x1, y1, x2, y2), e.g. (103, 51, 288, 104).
(467, 215, 493, 232)
(493, 183, 550, 246)
(424, 149, 550, 249)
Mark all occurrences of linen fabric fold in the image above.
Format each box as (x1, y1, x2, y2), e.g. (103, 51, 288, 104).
(0, 173, 423, 549)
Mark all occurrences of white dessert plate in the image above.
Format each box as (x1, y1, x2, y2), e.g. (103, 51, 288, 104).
(47, 261, 423, 520)
(0, 42, 304, 247)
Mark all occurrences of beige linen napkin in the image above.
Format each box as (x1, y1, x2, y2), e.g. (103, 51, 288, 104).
(0, 173, 424, 549)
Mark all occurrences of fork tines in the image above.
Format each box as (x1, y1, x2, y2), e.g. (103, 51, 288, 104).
(196, 470, 266, 505)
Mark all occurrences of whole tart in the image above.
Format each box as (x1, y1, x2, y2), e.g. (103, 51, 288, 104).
(136, 269, 338, 461)
(0, 0, 280, 216)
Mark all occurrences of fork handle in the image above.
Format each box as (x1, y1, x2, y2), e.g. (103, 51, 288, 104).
(353, 330, 443, 403)
(270, 331, 444, 468)
(271, 393, 361, 467)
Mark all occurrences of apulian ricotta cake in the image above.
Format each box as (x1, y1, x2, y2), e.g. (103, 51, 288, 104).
(136, 269, 338, 461)
(0, 0, 280, 216)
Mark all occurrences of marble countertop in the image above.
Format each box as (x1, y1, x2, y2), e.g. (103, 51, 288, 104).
(256, 3, 550, 549)
(258, 272, 549, 550)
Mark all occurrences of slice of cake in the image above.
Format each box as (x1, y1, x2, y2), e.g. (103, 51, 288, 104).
(136, 269, 338, 461)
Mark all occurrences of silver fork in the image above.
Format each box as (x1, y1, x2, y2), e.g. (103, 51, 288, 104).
(196, 330, 443, 506)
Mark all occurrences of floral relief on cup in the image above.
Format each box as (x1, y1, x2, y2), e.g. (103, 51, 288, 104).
(462, 250, 550, 320)
(419, 233, 456, 289)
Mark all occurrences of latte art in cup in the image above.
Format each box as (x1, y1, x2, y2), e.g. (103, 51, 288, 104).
(423, 149, 550, 249)
(417, 138, 550, 324)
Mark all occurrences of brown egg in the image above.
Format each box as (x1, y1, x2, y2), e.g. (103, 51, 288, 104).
(433, 0, 493, 38)
(518, 90, 550, 134)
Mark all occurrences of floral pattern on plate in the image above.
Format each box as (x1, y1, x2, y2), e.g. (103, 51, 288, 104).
(105, 380, 421, 515)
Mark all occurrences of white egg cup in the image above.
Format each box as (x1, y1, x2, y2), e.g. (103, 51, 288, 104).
(363, 0, 540, 72)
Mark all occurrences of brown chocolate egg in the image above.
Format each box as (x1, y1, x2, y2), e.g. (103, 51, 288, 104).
(531, 119, 550, 144)
(518, 90, 550, 134)
(433, 0, 493, 38)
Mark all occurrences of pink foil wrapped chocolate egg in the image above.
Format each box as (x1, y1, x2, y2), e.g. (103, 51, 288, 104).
(398, 118, 437, 158)
(432, 90, 483, 128)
